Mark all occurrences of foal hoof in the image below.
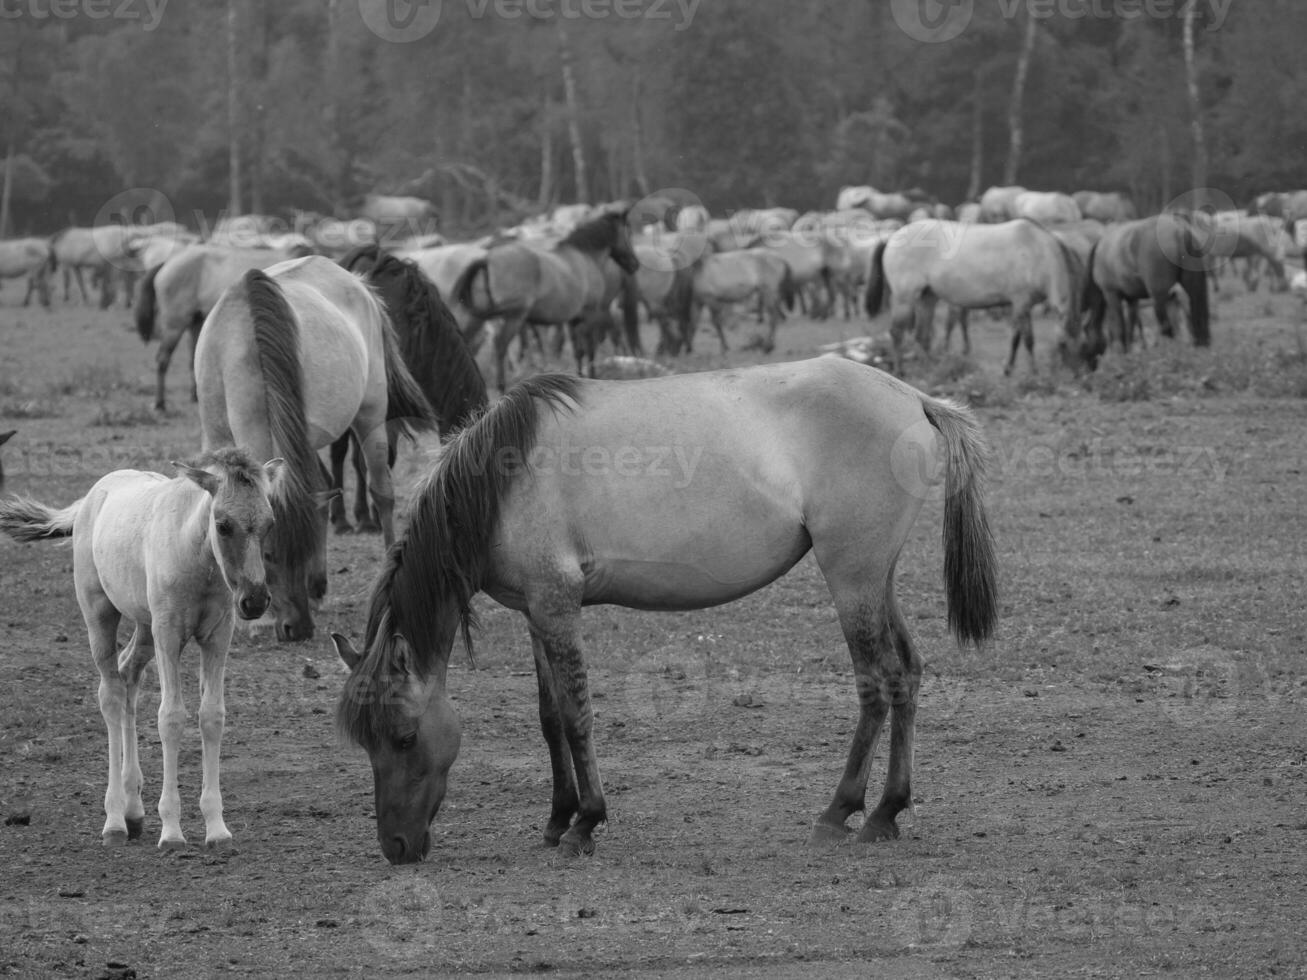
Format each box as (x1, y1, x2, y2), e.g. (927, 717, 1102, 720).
(809, 821, 853, 849)
(125, 816, 145, 841)
(102, 830, 129, 847)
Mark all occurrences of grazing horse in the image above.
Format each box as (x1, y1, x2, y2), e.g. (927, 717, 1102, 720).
(194, 256, 437, 641)
(978, 185, 1027, 223)
(1073, 191, 1138, 224)
(1205, 212, 1292, 292)
(330, 244, 489, 533)
(452, 211, 641, 392)
(330, 358, 998, 864)
(0, 449, 283, 849)
(866, 219, 1082, 375)
(51, 226, 138, 307)
(1012, 191, 1082, 225)
(0, 429, 15, 493)
(688, 247, 794, 354)
(631, 238, 699, 355)
(1081, 213, 1211, 370)
(135, 243, 313, 412)
(0, 237, 55, 308)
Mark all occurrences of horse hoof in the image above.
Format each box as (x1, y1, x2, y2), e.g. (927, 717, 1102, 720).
(555, 831, 596, 860)
(809, 822, 853, 849)
(331, 523, 354, 536)
(357, 522, 382, 535)
(157, 837, 188, 852)
(125, 816, 145, 841)
(204, 836, 234, 851)
(102, 830, 128, 847)
(857, 818, 900, 843)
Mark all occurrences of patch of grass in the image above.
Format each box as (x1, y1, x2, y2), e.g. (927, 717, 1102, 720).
(46, 362, 129, 399)
(1083, 336, 1307, 401)
(0, 398, 61, 419)
(90, 405, 160, 428)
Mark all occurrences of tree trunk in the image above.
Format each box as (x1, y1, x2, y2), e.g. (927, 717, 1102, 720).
(1003, 13, 1038, 186)
(248, 0, 270, 215)
(631, 69, 650, 197)
(556, 18, 588, 203)
(966, 69, 985, 201)
(0, 138, 14, 239)
(538, 95, 555, 210)
(1183, 3, 1208, 203)
(226, 0, 242, 215)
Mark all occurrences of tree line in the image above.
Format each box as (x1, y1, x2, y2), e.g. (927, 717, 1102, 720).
(1, 0, 1303, 238)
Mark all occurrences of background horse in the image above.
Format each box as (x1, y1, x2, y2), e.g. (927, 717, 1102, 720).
(194, 257, 436, 641)
(0, 429, 15, 493)
(135, 242, 313, 412)
(0, 237, 56, 308)
(866, 218, 1082, 375)
(0, 448, 282, 850)
(1082, 213, 1211, 370)
(330, 358, 997, 865)
(452, 211, 641, 391)
(687, 247, 794, 353)
(331, 244, 488, 533)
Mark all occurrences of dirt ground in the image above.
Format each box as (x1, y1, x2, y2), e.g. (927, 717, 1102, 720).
(1, 278, 1304, 979)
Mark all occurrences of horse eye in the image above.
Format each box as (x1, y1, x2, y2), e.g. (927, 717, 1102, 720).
(216, 520, 234, 538)
(395, 732, 417, 751)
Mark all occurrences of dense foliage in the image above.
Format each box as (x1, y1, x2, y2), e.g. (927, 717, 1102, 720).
(2, 0, 1304, 235)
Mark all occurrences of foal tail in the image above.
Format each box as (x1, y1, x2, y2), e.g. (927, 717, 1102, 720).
(0, 495, 80, 542)
(918, 396, 998, 647)
(863, 240, 889, 317)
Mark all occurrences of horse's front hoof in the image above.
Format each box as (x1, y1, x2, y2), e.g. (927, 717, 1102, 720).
(102, 829, 128, 847)
(555, 829, 596, 860)
(331, 521, 354, 536)
(204, 835, 234, 851)
(157, 837, 188, 852)
(857, 817, 900, 843)
(125, 816, 145, 841)
(356, 521, 382, 535)
(809, 821, 853, 849)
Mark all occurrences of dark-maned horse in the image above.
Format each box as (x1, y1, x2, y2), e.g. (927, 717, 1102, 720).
(866, 219, 1082, 375)
(332, 245, 489, 532)
(452, 211, 641, 392)
(330, 357, 998, 865)
(194, 256, 437, 641)
(1080, 213, 1211, 371)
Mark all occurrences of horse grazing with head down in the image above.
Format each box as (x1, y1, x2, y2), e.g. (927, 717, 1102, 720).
(0, 448, 283, 849)
(330, 357, 998, 865)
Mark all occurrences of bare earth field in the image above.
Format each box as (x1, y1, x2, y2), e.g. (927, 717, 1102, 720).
(1, 278, 1305, 979)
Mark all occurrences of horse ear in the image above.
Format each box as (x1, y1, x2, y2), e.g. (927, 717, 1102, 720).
(331, 632, 363, 671)
(173, 461, 220, 495)
(0, 430, 16, 446)
(263, 457, 286, 482)
(391, 633, 415, 676)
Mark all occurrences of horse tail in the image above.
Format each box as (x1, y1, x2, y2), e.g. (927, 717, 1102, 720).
(244, 269, 322, 567)
(917, 396, 998, 647)
(864, 239, 889, 316)
(0, 495, 80, 542)
(135, 263, 162, 343)
(452, 256, 504, 319)
(1179, 223, 1211, 346)
(374, 295, 439, 441)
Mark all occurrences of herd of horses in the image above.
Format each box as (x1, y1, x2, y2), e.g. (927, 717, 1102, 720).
(0, 173, 1296, 865)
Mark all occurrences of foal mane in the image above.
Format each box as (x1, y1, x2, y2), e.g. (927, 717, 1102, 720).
(347, 247, 488, 435)
(336, 374, 582, 749)
(244, 269, 323, 569)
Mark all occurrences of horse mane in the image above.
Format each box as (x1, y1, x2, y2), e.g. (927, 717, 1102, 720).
(560, 212, 624, 253)
(243, 269, 323, 569)
(336, 374, 582, 750)
(352, 250, 488, 435)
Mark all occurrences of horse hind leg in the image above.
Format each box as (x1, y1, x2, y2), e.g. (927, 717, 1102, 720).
(85, 595, 133, 845)
(117, 624, 156, 841)
(530, 630, 580, 846)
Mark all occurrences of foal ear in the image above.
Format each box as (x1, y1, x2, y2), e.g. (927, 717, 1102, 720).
(331, 632, 363, 671)
(173, 461, 220, 495)
(263, 457, 287, 487)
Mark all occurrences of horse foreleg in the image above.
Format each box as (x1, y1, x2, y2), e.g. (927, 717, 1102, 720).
(153, 627, 188, 849)
(710, 303, 730, 354)
(527, 604, 606, 858)
(888, 301, 915, 376)
(186, 317, 203, 403)
(914, 296, 938, 356)
(530, 630, 580, 846)
(354, 432, 379, 533)
(1004, 307, 1035, 376)
(195, 613, 234, 848)
(357, 423, 396, 548)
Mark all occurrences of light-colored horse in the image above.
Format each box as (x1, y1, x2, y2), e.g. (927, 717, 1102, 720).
(763, 231, 833, 319)
(135, 243, 312, 412)
(452, 212, 641, 391)
(51, 226, 138, 307)
(1013, 191, 1082, 225)
(330, 360, 998, 864)
(358, 194, 439, 242)
(0, 237, 55, 307)
(0, 448, 283, 849)
(689, 247, 793, 353)
(865, 218, 1082, 374)
(978, 185, 1028, 223)
(631, 237, 701, 354)
(195, 257, 436, 641)
(1072, 191, 1138, 223)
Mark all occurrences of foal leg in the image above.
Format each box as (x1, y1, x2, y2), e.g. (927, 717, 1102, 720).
(195, 613, 234, 847)
(83, 595, 131, 845)
(118, 624, 156, 841)
(530, 630, 580, 846)
(153, 624, 190, 849)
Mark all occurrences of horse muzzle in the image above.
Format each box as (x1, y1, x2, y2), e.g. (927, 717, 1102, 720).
(236, 587, 270, 621)
(381, 828, 432, 865)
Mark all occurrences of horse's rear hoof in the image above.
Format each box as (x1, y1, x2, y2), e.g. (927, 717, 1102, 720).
(102, 830, 128, 847)
(809, 821, 853, 849)
(554, 829, 596, 860)
(205, 836, 234, 852)
(125, 816, 145, 841)
(857, 817, 900, 843)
